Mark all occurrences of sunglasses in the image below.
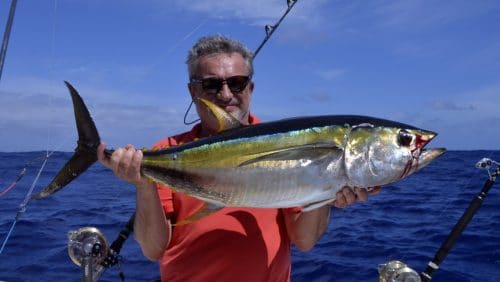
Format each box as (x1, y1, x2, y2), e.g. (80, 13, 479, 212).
(190, 75, 251, 95)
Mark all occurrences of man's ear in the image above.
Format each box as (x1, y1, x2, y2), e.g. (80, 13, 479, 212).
(188, 83, 196, 99)
(248, 81, 255, 96)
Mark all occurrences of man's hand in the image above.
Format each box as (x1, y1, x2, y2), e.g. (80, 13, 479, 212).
(331, 186, 381, 208)
(97, 143, 148, 187)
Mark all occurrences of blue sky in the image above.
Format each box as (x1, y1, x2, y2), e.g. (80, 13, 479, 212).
(0, 0, 499, 152)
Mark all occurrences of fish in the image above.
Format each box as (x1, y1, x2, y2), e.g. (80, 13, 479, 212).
(33, 81, 445, 215)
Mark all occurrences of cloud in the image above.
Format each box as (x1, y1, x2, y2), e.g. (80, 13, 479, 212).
(176, 0, 282, 23)
(412, 85, 500, 149)
(169, 0, 322, 24)
(372, 0, 499, 31)
(431, 100, 475, 112)
(0, 76, 188, 152)
(427, 85, 500, 117)
(308, 92, 334, 103)
(315, 68, 346, 81)
(465, 86, 500, 120)
(293, 90, 335, 105)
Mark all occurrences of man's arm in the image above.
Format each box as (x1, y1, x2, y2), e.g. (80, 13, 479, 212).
(284, 187, 379, 251)
(97, 143, 171, 260)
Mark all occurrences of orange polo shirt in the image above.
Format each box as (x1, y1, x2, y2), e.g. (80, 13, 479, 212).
(152, 115, 293, 282)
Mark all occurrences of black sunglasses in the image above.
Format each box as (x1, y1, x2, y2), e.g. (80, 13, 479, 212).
(190, 75, 251, 95)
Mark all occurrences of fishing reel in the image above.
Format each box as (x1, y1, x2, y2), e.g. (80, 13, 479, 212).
(68, 227, 109, 282)
(378, 260, 421, 282)
(475, 158, 500, 179)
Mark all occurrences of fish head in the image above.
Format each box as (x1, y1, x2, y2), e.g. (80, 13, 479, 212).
(344, 122, 445, 187)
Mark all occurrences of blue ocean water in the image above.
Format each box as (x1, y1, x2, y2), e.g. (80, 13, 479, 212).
(0, 151, 499, 281)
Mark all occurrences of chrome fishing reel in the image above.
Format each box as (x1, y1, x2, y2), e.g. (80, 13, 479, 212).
(379, 260, 421, 282)
(68, 227, 109, 282)
(475, 158, 500, 179)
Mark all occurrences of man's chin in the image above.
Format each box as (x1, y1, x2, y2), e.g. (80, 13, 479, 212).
(230, 111, 250, 123)
(224, 107, 243, 119)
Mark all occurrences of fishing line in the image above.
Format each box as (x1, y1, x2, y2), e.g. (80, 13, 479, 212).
(147, 19, 208, 74)
(117, 18, 207, 126)
(0, 152, 49, 255)
(0, 154, 48, 198)
(45, 0, 59, 155)
(0, 168, 25, 198)
(0, 0, 61, 255)
(183, 100, 199, 125)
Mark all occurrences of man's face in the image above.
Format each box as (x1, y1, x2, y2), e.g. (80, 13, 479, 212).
(189, 52, 254, 135)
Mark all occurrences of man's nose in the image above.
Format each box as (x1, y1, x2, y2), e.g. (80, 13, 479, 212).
(217, 82, 233, 101)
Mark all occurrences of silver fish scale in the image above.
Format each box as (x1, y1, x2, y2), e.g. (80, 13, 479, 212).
(182, 157, 344, 208)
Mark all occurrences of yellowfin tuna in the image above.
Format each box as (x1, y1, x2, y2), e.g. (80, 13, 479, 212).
(33, 82, 446, 216)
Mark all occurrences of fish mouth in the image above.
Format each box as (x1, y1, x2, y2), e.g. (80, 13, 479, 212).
(418, 147, 446, 166)
(409, 130, 446, 175)
(400, 130, 445, 179)
(417, 130, 446, 165)
(416, 130, 437, 150)
(402, 147, 445, 178)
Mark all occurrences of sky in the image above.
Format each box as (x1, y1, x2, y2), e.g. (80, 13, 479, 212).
(0, 0, 499, 152)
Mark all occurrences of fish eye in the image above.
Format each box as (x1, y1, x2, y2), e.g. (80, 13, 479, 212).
(398, 130, 414, 147)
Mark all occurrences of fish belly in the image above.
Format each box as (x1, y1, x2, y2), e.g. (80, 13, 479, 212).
(181, 163, 347, 208)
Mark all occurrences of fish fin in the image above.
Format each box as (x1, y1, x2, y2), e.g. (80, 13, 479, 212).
(32, 151, 97, 199)
(32, 81, 100, 199)
(173, 202, 224, 226)
(198, 98, 242, 131)
(302, 198, 336, 212)
(238, 143, 343, 167)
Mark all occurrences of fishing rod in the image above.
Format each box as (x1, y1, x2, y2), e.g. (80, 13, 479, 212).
(420, 157, 499, 281)
(378, 157, 499, 282)
(0, 0, 18, 83)
(253, 0, 298, 58)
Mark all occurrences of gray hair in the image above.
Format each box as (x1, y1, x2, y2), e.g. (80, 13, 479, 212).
(186, 35, 254, 79)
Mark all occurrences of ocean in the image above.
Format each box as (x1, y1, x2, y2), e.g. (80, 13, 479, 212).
(1, 150, 499, 281)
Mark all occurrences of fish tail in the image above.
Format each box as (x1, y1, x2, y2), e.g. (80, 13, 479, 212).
(32, 81, 101, 199)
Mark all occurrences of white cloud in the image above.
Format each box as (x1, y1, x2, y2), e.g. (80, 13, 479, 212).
(178, 0, 282, 23)
(0, 76, 187, 152)
(435, 85, 499, 118)
(169, 0, 329, 26)
(316, 68, 346, 81)
(404, 85, 500, 149)
(431, 100, 475, 112)
(372, 0, 499, 31)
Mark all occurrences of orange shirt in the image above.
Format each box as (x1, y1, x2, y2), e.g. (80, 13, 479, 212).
(153, 115, 293, 282)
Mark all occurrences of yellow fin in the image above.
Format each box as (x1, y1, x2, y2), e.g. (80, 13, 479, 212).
(198, 98, 242, 132)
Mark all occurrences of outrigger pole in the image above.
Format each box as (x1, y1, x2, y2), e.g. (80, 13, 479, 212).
(253, 0, 298, 58)
(0, 0, 18, 83)
(420, 158, 499, 281)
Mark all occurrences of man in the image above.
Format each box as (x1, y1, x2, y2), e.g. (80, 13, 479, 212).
(98, 35, 378, 281)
